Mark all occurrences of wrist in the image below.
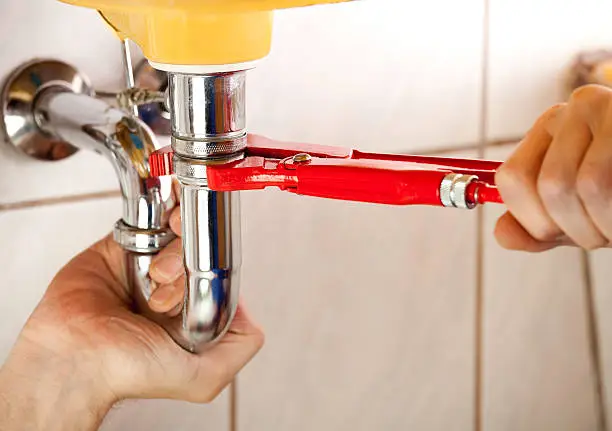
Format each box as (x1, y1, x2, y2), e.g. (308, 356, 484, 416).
(0, 339, 116, 431)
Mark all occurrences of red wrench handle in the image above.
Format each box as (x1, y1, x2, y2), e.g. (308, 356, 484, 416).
(150, 140, 504, 208)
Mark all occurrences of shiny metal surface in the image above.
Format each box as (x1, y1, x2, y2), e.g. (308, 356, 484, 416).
(134, 59, 172, 136)
(126, 248, 232, 354)
(1, 59, 92, 161)
(113, 220, 175, 254)
(180, 186, 242, 351)
(292, 153, 313, 164)
(124, 235, 239, 353)
(439, 173, 478, 210)
(452, 175, 478, 209)
(118, 88, 167, 112)
(166, 69, 247, 350)
(121, 39, 139, 117)
(96, 88, 168, 115)
(172, 136, 248, 159)
(439, 174, 459, 208)
(174, 153, 245, 182)
(35, 88, 175, 229)
(168, 72, 247, 158)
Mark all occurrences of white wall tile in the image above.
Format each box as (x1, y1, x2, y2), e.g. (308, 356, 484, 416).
(238, 151, 478, 431)
(482, 145, 598, 431)
(248, 0, 484, 153)
(0, 0, 127, 204)
(488, 0, 612, 140)
(101, 398, 229, 431)
(0, 199, 228, 431)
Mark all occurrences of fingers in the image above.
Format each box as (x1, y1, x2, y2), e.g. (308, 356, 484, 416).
(180, 301, 265, 403)
(168, 178, 182, 237)
(495, 104, 565, 243)
(149, 276, 185, 315)
(170, 206, 182, 237)
(578, 133, 612, 240)
(494, 212, 573, 252)
(173, 178, 182, 203)
(149, 198, 184, 312)
(573, 86, 612, 242)
(150, 238, 183, 284)
(495, 85, 612, 252)
(538, 100, 607, 249)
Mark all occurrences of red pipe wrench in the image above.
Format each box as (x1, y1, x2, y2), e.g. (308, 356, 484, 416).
(149, 138, 504, 209)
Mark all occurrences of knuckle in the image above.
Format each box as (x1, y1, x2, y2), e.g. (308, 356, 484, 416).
(496, 166, 561, 242)
(530, 225, 559, 243)
(570, 84, 612, 106)
(539, 103, 567, 124)
(537, 171, 574, 204)
(569, 85, 612, 129)
(577, 165, 612, 203)
(495, 162, 530, 193)
(535, 103, 567, 135)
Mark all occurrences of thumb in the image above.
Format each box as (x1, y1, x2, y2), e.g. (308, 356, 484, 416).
(494, 211, 570, 252)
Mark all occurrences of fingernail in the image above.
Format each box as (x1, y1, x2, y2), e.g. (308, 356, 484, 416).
(152, 254, 183, 282)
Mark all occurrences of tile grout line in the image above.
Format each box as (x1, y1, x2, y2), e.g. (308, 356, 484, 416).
(230, 380, 238, 431)
(581, 251, 609, 431)
(0, 190, 121, 212)
(414, 137, 520, 157)
(474, 198, 485, 431)
(475, 0, 491, 430)
(475, 204, 485, 431)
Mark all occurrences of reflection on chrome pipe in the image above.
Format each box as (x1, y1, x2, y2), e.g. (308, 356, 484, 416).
(180, 185, 242, 352)
(32, 85, 221, 353)
(34, 88, 175, 230)
(168, 72, 248, 158)
(167, 71, 246, 352)
(121, 186, 242, 354)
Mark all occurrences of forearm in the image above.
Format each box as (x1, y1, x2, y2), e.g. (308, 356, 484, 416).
(0, 342, 114, 431)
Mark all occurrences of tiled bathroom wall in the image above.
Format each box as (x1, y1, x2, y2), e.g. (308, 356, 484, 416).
(1, 0, 612, 430)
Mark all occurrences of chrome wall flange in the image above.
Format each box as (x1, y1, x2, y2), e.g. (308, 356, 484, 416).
(1, 59, 93, 161)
